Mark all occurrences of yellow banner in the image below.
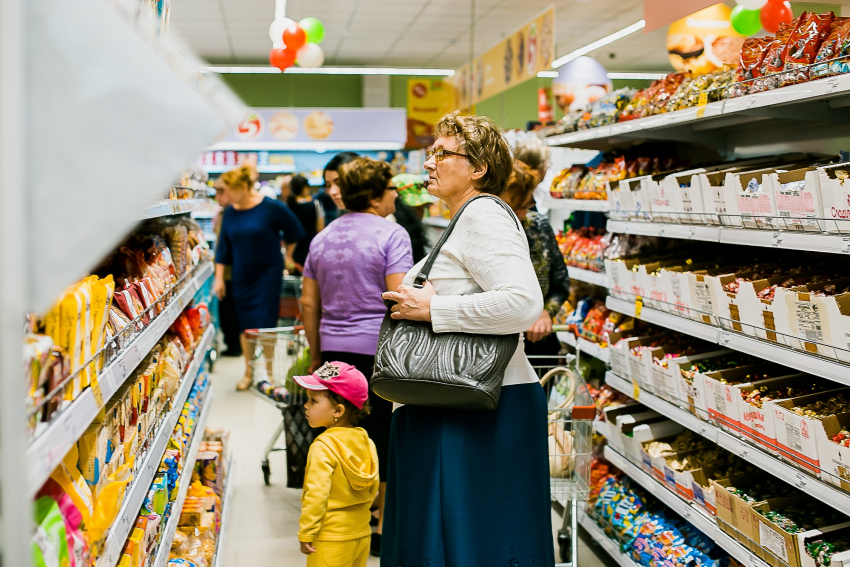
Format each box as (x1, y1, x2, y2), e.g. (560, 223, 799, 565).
(453, 6, 555, 108)
(406, 79, 455, 148)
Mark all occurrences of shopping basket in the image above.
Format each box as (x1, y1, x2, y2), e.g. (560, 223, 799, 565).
(532, 355, 595, 567)
(244, 326, 318, 488)
(279, 274, 302, 326)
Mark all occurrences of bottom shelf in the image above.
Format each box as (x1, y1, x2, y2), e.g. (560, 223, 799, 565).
(211, 457, 235, 567)
(577, 507, 635, 567)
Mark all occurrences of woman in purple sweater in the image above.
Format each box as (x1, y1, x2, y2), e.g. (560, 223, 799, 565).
(300, 156, 413, 556)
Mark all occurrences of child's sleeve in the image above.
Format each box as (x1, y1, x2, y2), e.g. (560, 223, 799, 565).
(298, 441, 335, 542)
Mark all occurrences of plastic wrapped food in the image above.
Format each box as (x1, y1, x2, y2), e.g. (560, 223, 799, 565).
(784, 11, 835, 85)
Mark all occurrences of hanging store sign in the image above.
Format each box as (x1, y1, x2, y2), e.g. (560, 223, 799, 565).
(453, 6, 555, 108)
(210, 108, 407, 150)
(406, 79, 455, 149)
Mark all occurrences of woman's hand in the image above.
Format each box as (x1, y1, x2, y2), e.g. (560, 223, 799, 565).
(381, 282, 436, 322)
(526, 311, 553, 343)
(310, 354, 323, 373)
(300, 542, 316, 555)
(213, 276, 226, 300)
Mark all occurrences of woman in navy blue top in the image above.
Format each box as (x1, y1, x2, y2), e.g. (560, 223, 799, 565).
(214, 165, 306, 389)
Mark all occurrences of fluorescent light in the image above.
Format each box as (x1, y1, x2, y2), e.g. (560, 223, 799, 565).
(199, 66, 456, 77)
(607, 72, 667, 80)
(537, 71, 559, 78)
(207, 141, 405, 151)
(552, 20, 646, 68)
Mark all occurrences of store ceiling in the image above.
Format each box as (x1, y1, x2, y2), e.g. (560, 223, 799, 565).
(171, 0, 850, 72)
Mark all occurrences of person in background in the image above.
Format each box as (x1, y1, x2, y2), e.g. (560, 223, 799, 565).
(214, 164, 306, 390)
(390, 174, 432, 264)
(213, 178, 241, 357)
(317, 152, 359, 223)
(502, 160, 569, 359)
(287, 174, 326, 270)
(277, 174, 293, 205)
(514, 131, 550, 186)
(300, 157, 413, 558)
(296, 361, 378, 567)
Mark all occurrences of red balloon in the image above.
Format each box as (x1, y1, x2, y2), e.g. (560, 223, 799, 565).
(760, 0, 793, 33)
(283, 23, 307, 51)
(269, 47, 296, 70)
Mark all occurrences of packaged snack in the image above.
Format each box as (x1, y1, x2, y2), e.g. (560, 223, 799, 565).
(811, 18, 850, 79)
(784, 11, 835, 84)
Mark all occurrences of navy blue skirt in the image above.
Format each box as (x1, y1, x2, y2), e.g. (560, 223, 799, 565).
(231, 267, 281, 332)
(381, 383, 555, 567)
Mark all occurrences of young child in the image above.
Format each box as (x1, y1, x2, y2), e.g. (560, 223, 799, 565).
(295, 362, 379, 567)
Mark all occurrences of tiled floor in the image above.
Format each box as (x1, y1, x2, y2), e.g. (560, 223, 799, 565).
(208, 354, 615, 567)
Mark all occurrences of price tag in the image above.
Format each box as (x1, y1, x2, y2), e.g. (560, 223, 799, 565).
(828, 77, 840, 93)
(748, 553, 761, 567)
(696, 93, 709, 118)
(795, 472, 808, 490)
(772, 232, 783, 248)
(631, 377, 641, 401)
(90, 376, 104, 408)
(634, 296, 643, 318)
(842, 238, 850, 254)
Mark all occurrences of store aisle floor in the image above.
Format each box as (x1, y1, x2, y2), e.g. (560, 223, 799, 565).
(209, 354, 614, 567)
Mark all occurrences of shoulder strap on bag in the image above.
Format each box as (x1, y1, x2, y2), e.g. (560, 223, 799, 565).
(412, 195, 521, 288)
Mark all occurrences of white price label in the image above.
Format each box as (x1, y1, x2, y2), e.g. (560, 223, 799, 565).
(828, 77, 840, 93)
(794, 473, 808, 490)
(843, 237, 850, 254)
(748, 553, 761, 567)
(772, 232, 783, 248)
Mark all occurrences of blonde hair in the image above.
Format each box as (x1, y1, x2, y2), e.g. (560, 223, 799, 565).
(514, 133, 550, 173)
(504, 161, 538, 210)
(434, 113, 513, 197)
(220, 165, 256, 192)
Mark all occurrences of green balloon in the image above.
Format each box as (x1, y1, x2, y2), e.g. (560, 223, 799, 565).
(299, 17, 325, 44)
(730, 5, 761, 36)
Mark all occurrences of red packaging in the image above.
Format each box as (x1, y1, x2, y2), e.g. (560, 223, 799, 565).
(811, 18, 850, 80)
(784, 11, 835, 84)
(736, 37, 773, 83)
(756, 20, 800, 91)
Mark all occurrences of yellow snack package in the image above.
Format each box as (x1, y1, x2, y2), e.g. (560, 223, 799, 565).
(59, 286, 84, 399)
(91, 275, 115, 369)
(87, 457, 134, 542)
(50, 445, 94, 522)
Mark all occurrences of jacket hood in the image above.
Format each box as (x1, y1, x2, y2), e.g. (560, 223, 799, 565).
(317, 427, 378, 491)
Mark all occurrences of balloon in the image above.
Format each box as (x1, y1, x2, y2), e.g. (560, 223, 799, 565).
(760, 0, 792, 33)
(283, 22, 307, 51)
(735, 0, 767, 9)
(296, 43, 325, 68)
(731, 5, 762, 36)
(269, 47, 297, 70)
(299, 17, 325, 44)
(268, 18, 294, 44)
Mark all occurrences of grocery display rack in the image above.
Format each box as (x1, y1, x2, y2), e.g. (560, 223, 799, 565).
(212, 457, 236, 567)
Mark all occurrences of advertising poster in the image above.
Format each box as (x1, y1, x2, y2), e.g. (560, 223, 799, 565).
(667, 3, 745, 75)
(406, 79, 455, 149)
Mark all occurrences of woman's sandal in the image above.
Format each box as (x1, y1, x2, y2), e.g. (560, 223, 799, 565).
(236, 375, 252, 391)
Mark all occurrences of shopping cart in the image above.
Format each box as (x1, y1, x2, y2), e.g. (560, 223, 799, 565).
(532, 355, 595, 567)
(279, 274, 303, 326)
(244, 326, 317, 487)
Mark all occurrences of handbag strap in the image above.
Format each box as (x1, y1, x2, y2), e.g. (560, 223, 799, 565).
(413, 194, 521, 289)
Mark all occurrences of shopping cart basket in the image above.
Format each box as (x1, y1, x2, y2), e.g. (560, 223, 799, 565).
(532, 355, 595, 567)
(279, 275, 302, 326)
(244, 326, 318, 488)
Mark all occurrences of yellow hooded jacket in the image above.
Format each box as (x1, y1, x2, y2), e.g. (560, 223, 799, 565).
(298, 427, 379, 543)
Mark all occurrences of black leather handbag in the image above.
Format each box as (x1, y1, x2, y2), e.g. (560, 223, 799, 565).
(372, 195, 522, 411)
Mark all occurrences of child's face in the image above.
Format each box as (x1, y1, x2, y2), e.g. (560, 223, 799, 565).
(304, 390, 342, 428)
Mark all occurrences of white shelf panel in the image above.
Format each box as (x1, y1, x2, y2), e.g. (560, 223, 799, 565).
(605, 371, 850, 517)
(557, 331, 577, 349)
(95, 326, 214, 567)
(603, 446, 769, 567)
(27, 261, 214, 495)
(577, 509, 638, 567)
(606, 220, 721, 242)
(151, 384, 215, 567)
(605, 295, 850, 386)
(567, 266, 609, 287)
(212, 457, 235, 567)
(547, 199, 610, 212)
(555, 332, 610, 364)
(141, 199, 212, 219)
(202, 164, 296, 174)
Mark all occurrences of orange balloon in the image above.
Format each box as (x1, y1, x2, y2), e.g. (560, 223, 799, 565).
(283, 23, 307, 51)
(269, 47, 296, 70)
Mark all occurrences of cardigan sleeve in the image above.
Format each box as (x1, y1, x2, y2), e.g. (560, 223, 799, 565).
(541, 216, 570, 318)
(429, 199, 544, 334)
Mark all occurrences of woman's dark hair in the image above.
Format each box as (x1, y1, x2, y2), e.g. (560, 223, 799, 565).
(337, 157, 395, 212)
(323, 151, 359, 180)
(326, 390, 371, 426)
(393, 198, 428, 263)
(286, 174, 310, 209)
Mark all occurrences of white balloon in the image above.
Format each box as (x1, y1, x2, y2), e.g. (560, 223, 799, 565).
(297, 43, 325, 68)
(268, 18, 294, 44)
(735, 0, 767, 9)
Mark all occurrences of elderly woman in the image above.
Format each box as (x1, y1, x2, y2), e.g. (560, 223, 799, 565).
(380, 114, 554, 566)
(300, 156, 413, 555)
(503, 160, 570, 359)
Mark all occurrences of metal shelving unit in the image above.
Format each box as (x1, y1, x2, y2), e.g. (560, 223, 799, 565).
(556, 332, 610, 364)
(142, 199, 214, 219)
(95, 326, 214, 567)
(577, 508, 638, 567)
(567, 266, 609, 288)
(547, 199, 610, 212)
(212, 457, 236, 567)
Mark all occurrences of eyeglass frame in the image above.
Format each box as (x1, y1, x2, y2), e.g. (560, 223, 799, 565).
(426, 147, 470, 162)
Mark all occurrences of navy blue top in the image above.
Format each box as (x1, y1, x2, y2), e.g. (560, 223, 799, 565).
(215, 197, 306, 283)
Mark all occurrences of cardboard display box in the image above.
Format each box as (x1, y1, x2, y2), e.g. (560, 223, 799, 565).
(737, 374, 817, 455)
(651, 348, 732, 406)
(602, 404, 658, 455)
(798, 524, 850, 567)
(787, 281, 850, 364)
(769, 167, 823, 233)
(815, 411, 850, 489)
(703, 365, 784, 436)
(816, 162, 850, 234)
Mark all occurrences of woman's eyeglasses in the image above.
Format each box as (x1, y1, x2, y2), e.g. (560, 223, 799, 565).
(426, 148, 470, 162)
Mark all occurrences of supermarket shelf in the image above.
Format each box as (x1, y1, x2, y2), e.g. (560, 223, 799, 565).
(607, 220, 850, 255)
(422, 216, 450, 228)
(544, 73, 850, 156)
(202, 164, 296, 174)
(27, 261, 214, 496)
(547, 199, 610, 212)
(151, 385, 215, 567)
(603, 446, 769, 567)
(141, 199, 212, 219)
(567, 266, 609, 287)
(212, 457, 235, 567)
(95, 326, 214, 567)
(605, 295, 850, 384)
(577, 508, 637, 567)
(604, 371, 850, 518)
(555, 332, 610, 364)
(593, 419, 607, 437)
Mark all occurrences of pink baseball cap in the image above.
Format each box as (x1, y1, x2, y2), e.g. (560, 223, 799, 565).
(294, 362, 369, 409)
